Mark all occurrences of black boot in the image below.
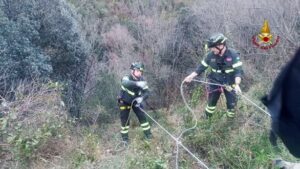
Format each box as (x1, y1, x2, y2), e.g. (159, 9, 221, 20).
(121, 133, 129, 144)
(205, 111, 213, 119)
(144, 130, 153, 140)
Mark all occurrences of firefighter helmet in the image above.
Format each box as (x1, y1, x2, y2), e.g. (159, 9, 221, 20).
(130, 62, 144, 72)
(207, 33, 227, 48)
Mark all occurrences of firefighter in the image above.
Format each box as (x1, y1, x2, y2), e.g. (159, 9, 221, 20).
(262, 48, 300, 158)
(117, 62, 152, 143)
(184, 33, 243, 118)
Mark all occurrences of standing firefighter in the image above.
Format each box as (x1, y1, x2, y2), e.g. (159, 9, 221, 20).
(118, 62, 152, 143)
(184, 33, 243, 118)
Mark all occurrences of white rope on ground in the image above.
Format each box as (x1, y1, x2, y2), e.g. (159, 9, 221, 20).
(114, 140, 129, 152)
(139, 106, 210, 169)
(178, 80, 199, 138)
(175, 80, 202, 169)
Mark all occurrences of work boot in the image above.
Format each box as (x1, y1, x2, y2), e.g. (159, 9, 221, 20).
(205, 111, 213, 119)
(226, 109, 235, 118)
(121, 133, 129, 143)
(144, 133, 153, 145)
(122, 137, 129, 145)
(144, 130, 153, 140)
(145, 133, 153, 140)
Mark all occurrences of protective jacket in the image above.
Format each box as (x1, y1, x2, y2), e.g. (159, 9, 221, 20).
(119, 74, 149, 105)
(196, 48, 243, 84)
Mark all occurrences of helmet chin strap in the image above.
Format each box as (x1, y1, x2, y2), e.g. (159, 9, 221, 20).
(132, 70, 141, 80)
(215, 45, 225, 55)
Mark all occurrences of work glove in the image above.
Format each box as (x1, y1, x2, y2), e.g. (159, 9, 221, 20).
(136, 81, 147, 88)
(183, 75, 193, 83)
(233, 84, 242, 94)
(225, 84, 242, 94)
(225, 85, 234, 92)
(136, 97, 143, 104)
(135, 97, 143, 107)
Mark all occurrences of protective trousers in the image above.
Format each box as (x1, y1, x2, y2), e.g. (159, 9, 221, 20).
(119, 102, 152, 142)
(205, 84, 237, 118)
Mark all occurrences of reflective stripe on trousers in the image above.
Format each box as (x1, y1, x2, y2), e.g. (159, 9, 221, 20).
(141, 122, 151, 131)
(205, 105, 216, 114)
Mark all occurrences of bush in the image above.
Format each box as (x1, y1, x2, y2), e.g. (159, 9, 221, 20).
(83, 73, 120, 125)
(0, 81, 67, 165)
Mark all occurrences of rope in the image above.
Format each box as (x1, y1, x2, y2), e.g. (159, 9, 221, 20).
(192, 79, 271, 117)
(192, 79, 227, 87)
(176, 80, 201, 169)
(238, 93, 271, 116)
(139, 106, 210, 169)
(145, 97, 205, 169)
(178, 80, 198, 138)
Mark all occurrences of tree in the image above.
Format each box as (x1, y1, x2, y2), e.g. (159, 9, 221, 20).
(0, 0, 52, 97)
(0, 0, 88, 118)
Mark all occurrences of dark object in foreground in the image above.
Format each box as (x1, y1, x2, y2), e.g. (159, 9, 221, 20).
(262, 48, 300, 158)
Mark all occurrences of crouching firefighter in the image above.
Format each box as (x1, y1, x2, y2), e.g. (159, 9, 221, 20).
(117, 62, 153, 143)
(184, 33, 244, 118)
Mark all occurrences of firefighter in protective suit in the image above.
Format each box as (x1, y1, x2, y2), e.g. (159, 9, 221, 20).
(118, 62, 152, 143)
(184, 33, 243, 118)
